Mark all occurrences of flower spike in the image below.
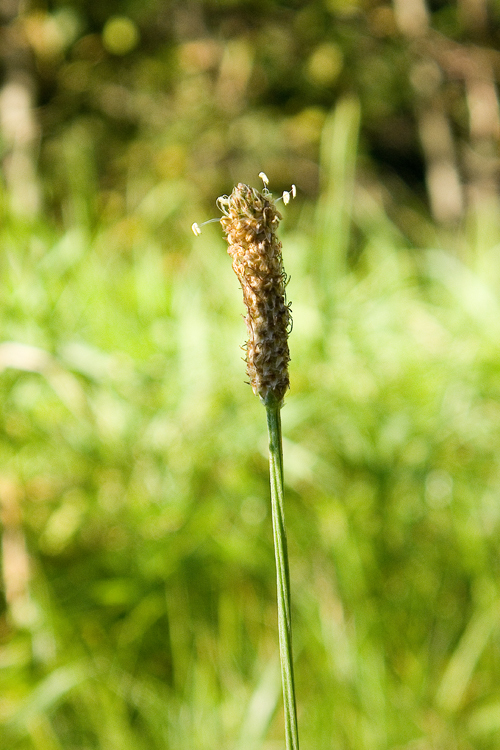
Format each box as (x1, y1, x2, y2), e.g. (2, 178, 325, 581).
(218, 176, 292, 405)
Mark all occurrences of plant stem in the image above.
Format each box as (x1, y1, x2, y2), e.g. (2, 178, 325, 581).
(266, 403, 300, 750)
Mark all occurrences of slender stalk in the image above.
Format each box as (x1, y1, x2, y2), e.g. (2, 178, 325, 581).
(266, 403, 299, 750)
(213, 177, 299, 747)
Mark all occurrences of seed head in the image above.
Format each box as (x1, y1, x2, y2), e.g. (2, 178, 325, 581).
(219, 182, 292, 406)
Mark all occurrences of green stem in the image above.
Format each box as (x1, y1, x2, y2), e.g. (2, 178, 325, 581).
(266, 403, 300, 750)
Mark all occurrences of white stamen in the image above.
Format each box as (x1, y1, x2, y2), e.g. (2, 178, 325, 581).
(192, 217, 222, 236)
(276, 184, 297, 205)
(259, 171, 269, 186)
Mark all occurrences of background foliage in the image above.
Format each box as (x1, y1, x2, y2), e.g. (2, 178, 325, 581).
(1, 1, 500, 749)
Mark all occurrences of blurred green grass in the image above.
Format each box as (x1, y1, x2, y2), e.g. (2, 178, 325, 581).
(2, 99, 500, 750)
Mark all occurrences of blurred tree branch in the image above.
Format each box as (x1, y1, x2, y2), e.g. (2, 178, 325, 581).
(0, 0, 40, 216)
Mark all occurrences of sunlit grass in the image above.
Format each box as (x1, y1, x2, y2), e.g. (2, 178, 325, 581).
(2, 102, 500, 749)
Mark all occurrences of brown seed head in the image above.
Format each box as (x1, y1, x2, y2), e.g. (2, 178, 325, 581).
(219, 182, 291, 406)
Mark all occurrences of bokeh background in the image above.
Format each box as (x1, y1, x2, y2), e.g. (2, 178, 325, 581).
(2, 0, 500, 748)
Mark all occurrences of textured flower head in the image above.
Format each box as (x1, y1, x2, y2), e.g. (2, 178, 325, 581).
(219, 180, 292, 406)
